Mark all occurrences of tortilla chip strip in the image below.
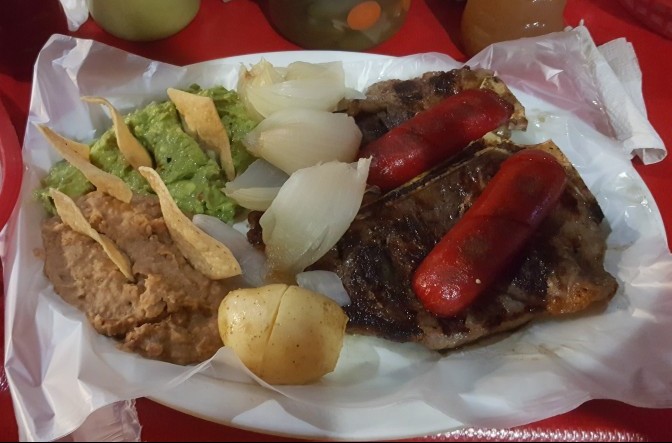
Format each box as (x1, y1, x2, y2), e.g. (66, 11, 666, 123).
(37, 125, 133, 203)
(53, 134, 90, 160)
(167, 88, 236, 181)
(49, 188, 134, 281)
(138, 166, 241, 279)
(81, 96, 153, 170)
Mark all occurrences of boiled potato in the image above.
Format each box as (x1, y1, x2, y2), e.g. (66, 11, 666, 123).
(218, 284, 348, 385)
(261, 285, 348, 384)
(217, 284, 285, 374)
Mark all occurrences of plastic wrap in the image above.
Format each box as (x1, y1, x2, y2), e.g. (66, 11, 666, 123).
(3, 28, 672, 441)
(58, 0, 88, 31)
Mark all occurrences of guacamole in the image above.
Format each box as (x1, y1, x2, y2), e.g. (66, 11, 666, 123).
(35, 86, 257, 222)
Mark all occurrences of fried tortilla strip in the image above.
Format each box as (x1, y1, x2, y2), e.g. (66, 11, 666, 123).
(167, 88, 236, 181)
(138, 166, 241, 279)
(51, 133, 90, 160)
(37, 125, 133, 203)
(49, 188, 134, 281)
(81, 96, 153, 170)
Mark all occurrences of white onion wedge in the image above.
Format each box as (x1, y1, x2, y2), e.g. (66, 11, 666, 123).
(192, 214, 268, 287)
(238, 60, 346, 120)
(260, 158, 371, 275)
(296, 271, 351, 307)
(223, 159, 289, 211)
(243, 108, 362, 174)
(285, 61, 343, 81)
(237, 59, 285, 121)
(224, 187, 281, 212)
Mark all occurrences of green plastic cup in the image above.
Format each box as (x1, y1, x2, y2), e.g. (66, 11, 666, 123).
(87, 0, 201, 42)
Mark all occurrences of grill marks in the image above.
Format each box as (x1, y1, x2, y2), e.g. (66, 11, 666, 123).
(309, 141, 618, 350)
(345, 68, 527, 147)
(248, 67, 616, 352)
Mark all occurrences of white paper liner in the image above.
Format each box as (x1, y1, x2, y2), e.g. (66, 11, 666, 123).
(2, 29, 672, 441)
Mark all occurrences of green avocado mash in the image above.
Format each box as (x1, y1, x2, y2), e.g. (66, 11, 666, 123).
(35, 86, 257, 222)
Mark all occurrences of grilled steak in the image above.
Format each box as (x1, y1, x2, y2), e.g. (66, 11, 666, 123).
(244, 69, 618, 352)
(306, 138, 617, 350)
(345, 67, 528, 146)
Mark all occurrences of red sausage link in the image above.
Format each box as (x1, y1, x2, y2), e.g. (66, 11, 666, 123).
(411, 149, 568, 317)
(359, 89, 513, 192)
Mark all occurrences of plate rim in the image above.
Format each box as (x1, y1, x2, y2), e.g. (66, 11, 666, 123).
(7, 41, 669, 442)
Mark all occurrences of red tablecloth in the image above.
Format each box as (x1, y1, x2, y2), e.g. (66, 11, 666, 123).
(1, 0, 671, 441)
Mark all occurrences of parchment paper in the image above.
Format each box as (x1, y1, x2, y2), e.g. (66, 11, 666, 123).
(3, 29, 672, 441)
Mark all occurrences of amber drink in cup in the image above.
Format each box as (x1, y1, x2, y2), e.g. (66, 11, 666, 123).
(461, 0, 566, 57)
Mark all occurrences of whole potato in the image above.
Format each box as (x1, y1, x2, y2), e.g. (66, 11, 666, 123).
(259, 285, 348, 384)
(217, 284, 285, 375)
(218, 284, 348, 385)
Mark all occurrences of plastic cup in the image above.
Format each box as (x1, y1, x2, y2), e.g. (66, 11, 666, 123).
(460, 0, 567, 57)
(86, 0, 201, 42)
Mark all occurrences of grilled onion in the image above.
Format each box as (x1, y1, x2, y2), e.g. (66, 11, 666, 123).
(238, 60, 346, 120)
(243, 108, 362, 174)
(223, 159, 289, 211)
(260, 159, 371, 275)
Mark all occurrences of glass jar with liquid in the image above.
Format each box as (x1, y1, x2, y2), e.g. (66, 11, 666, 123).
(267, 0, 411, 51)
(461, 0, 567, 57)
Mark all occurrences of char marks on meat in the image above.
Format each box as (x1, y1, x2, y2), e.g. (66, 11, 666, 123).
(308, 139, 618, 351)
(345, 67, 528, 146)
(244, 68, 619, 352)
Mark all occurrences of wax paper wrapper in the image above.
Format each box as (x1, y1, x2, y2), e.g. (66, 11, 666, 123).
(3, 28, 672, 442)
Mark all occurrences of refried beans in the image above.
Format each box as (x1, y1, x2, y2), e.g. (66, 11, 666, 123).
(41, 191, 238, 365)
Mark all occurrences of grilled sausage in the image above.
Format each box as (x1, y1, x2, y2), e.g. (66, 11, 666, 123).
(359, 89, 513, 192)
(412, 149, 568, 317)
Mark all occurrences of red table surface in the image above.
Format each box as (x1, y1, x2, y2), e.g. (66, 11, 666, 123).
(1, 0, 672, 441)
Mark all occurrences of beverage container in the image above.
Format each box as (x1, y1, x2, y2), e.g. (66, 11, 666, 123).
(461, 0, 567, 57)
(267, 0, 411, 51)
(86, 0, 201, 42)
